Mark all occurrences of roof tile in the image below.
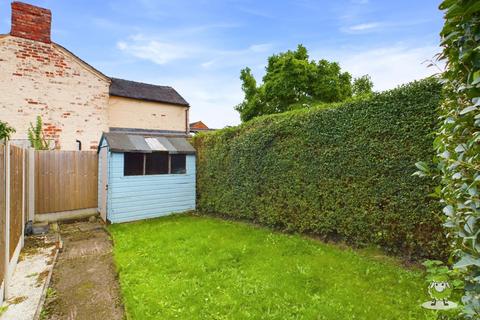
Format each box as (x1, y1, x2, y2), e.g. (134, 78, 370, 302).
(109, 78, 189, 106)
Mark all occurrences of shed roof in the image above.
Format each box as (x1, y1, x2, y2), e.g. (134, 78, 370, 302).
(109, 78, 189, 106)
(101, 132, 195, 154)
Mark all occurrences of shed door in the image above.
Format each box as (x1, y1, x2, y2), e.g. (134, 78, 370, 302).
(99, 147, 108, 221)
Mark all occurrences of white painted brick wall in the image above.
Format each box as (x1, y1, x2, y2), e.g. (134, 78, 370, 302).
(0, 35, 110, 150)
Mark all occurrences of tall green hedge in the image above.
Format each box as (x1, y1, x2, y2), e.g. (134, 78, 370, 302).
(194, 79, 448, 260)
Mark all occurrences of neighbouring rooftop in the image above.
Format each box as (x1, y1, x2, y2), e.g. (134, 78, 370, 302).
(189, 121, 213, 133)
(109, 78, 190, 106)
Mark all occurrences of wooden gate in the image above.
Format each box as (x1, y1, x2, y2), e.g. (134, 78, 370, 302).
(35, 151, 98, 214)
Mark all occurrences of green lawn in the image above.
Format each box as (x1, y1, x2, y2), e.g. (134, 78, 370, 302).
(109, 214, 436, 320)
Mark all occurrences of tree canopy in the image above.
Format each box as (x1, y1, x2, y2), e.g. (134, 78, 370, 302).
(352, 75, 374, 97)
(235, 45, 373, 121)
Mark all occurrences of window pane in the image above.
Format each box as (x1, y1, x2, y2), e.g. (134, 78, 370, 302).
(171, 154, 186, 174)
(146, 152, 169, 175)
(124, 153, 144, 176)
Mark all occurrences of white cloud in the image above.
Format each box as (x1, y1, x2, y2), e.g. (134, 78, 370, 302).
(341, 19, 433, 34)
(235, 6, 274, 19)
(346, 22, 380, 32)
(248, 43, 272, 53)
(199, 43, 273, 70)
(116, 36, 191, 65)
(92, 18, 127, 31)
(322, 44, 442, 91)
(200, 60, 215, 69)
(117, 32, 273, 70)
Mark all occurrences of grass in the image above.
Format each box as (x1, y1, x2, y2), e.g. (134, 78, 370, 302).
(0, 306, 8, 317)
(109, 214, 437, 320)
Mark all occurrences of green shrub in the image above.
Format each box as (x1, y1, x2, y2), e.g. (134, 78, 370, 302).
(0, 120, 15, 141)
(194, 78, 448, 260)
(433, 1, 479, 316)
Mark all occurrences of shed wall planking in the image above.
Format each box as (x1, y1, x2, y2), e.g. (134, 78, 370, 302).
(107, 152, 195, 223)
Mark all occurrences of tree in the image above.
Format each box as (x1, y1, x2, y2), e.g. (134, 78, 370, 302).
(235, 67, 265, 122)
(28, 116, 50, 150)
(235, 44, 369, 122)
(352, 75, 374, 97)
(0, 120, 15, 141)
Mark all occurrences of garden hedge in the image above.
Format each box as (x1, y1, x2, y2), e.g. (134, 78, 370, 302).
(194, 79, 448, 260)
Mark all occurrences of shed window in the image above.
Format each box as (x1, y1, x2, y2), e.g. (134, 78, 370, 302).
(170, 154, 186, 174)
(146, 152, 169, 175)
(123, 152, 188, 176)
(124, 153, 144, 176)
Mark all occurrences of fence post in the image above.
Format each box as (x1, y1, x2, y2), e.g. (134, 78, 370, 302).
(27, 148, 34, 223)
(21, 148, 25, 248)
(3, 142, 10, 299)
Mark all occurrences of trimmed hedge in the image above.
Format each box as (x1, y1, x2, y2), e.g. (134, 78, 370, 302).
(194, 79, 447, 260)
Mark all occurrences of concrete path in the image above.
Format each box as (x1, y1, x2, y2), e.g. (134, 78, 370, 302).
(0, 235, 58, 320)
(41, 220, 124, 320)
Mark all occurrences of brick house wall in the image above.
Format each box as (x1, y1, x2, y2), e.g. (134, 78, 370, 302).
(0, 2, 190, 150)
(0, 2, 110, 150)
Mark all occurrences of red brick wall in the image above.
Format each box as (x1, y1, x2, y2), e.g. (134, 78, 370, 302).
(10, 2, 51, 44)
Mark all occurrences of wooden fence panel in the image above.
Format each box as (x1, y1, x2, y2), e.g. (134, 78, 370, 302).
(0, 144, 5, 285)
(9, 146, 23, 258)
(35, 151, 98, 214)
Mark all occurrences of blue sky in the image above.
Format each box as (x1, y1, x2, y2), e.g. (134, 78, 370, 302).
(0, 0, 443, 128)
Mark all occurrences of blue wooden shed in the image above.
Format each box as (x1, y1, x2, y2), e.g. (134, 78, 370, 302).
(97, 132, 196, 223)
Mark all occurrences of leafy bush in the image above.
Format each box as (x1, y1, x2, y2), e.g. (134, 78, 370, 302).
(429, 0, 479, 317)
(194, 78, 448, 260)
(0, 120, 15, 141)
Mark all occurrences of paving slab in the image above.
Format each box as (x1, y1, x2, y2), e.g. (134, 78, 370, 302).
(41, 220, 124, 320)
